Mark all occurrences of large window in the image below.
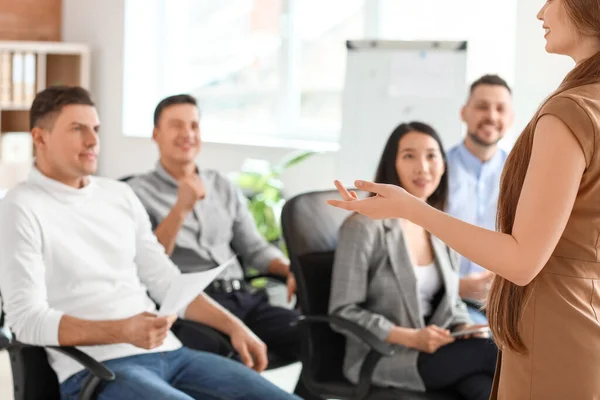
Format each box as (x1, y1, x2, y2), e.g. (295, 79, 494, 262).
(123, 0, 516, 149)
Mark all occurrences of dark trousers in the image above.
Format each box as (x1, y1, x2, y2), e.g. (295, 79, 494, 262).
(417, 338, 497, 400)
(172, 290, 319, 400)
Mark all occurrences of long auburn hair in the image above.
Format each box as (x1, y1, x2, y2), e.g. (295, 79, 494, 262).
(487, 0, 600, 353)
(373, 121, 448, 211)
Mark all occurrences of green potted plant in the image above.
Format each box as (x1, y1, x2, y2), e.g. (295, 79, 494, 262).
(229, 149, 317, 247)
(229, 150, 316, 292)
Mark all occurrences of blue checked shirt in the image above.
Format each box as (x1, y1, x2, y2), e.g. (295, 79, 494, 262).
(445, 143, 508, 276)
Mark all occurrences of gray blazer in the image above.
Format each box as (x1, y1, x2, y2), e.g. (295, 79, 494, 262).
(328, 213, 472, 392)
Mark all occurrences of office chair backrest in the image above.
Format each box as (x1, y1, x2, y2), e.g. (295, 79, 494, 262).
(281, 189, 356, 384)
(281, 189, 355, 311)
(1, 292, 61, 400)
(9, 346, 61, 400)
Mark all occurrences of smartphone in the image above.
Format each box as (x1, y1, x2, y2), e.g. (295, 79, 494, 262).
(450, 326, 490, 338)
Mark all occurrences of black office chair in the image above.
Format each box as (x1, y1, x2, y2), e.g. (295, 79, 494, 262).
(281, 189, 461, 400)
(0, 300, 228, 400)
(0, 295, 115, 400)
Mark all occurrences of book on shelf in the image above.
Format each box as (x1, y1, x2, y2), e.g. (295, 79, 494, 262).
(0, 51, 11, 106)
(11, 51, 24, 106)
(23, 52, 36, 106)
(0, 51, 37, 108)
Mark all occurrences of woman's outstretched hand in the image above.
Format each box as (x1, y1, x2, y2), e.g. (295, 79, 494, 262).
(326, 180, 413, 219)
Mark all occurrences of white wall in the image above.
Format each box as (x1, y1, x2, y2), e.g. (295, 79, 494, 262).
(61, 0, 336, 197)
(62, 0, 576, 196)
(513, 0, 575, 133)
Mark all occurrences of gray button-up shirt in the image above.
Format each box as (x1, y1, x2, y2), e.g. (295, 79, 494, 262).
(127, 163, 283, 280)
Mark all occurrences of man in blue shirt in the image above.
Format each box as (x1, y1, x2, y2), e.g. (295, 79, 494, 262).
(446, 75, 514, 323)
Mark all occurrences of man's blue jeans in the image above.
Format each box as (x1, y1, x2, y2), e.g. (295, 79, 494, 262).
(60, 347, 300, 400)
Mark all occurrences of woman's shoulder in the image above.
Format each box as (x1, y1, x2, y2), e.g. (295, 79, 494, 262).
(534, 86, 600, 171)
(538, 84, 600, 139)
(341, 212, 387, 233)
(560, 81, 600, 96)
(550, 83, 600, 113)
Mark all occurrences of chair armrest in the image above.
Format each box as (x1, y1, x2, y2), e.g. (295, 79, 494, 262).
(0, 330, 9, 349)
(47, 346, 116, 381)
(295, 315, 395, 357)
(462, 299, 485, 312)
(173, 319, 236, 357)
(9, 340, 115, 382)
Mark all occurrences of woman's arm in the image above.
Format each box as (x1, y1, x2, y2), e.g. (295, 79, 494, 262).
(329, 216, 454, 352)
(411, 114, 584, 285)
(328, 216, 399, 343)
(446, 248, 475, 326)
(329, 215, 454, 353)
(330, 113, 586, 286)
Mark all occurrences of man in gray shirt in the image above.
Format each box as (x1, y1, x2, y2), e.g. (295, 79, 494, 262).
(127, 94, 317, 399)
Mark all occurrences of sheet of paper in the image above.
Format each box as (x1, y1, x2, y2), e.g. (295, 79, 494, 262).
(158, 256, 237, 316)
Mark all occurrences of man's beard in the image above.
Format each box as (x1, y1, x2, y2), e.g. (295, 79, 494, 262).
(467, 129, 502, 147)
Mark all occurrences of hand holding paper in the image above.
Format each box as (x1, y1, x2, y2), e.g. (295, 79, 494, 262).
(158, 256, 236, 316)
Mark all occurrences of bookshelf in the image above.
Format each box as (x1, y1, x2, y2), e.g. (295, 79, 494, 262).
(0, 41, 90, 190)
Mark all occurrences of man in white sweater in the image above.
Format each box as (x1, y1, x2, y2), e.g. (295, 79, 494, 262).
(0, 86, 300, 400)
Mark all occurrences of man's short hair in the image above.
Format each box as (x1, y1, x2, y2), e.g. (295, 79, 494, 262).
(469, 74, 512, 95)
(30, 86, 95, 130)
(153, 94, 198, 127)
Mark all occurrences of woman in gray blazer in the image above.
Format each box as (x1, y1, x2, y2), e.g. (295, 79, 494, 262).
(329, 122, 497, 400)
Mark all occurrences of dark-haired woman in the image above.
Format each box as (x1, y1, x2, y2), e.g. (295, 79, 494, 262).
(329, 122, 497, 400)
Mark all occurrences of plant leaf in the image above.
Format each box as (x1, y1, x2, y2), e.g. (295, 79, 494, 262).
(272, 150, 317, 176)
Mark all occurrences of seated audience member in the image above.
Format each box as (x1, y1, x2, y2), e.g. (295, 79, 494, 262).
(329, 122, 497, 400)
(445, 74, 514, 323)
(0, 86, 299, 400)
(127, 94, 316, 399)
